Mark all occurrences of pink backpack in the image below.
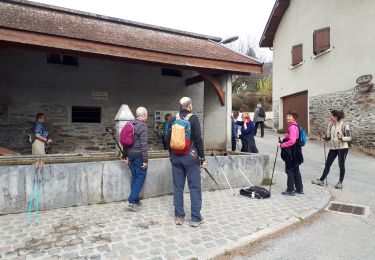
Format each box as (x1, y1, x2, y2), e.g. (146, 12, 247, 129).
(120, 122, 135, 147)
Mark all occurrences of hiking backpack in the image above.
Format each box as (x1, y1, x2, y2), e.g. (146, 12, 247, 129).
(258, 108, 265, 118)
(342, 123, 353, 147)
(170, 113, 193, 155)
(240, 186, 271, 199)
(27, 123, 37, 144)
(292, 124, 306, 147)
(120, 121, 135, 147)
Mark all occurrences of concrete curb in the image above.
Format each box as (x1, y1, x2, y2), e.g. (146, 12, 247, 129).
(202, 184, 332, 260)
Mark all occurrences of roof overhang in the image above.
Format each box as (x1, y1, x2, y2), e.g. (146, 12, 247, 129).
(259, 0, 290, 48)
(0, 0, 262, 75)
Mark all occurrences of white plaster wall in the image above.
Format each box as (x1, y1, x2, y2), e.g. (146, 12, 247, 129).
(272, 0, 375, 100)
(203, 74, 232, 150)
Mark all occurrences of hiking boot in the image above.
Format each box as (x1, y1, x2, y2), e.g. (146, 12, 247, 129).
(281, 191, 295, 196)
(311, 179, 324, 186)
(335, 181, 343, 190)
(175, 217, 184, 225)
(128, 203, 139, 212)
(190, 218, 204, 228)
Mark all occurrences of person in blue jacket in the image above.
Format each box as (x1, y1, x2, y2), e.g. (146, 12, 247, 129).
(235, 112, 258, 153)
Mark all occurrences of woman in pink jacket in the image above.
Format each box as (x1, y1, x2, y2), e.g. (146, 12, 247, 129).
(278, 110, 304, 196)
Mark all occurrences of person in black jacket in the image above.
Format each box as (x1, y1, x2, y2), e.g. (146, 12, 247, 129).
(167, 97, 207, 228)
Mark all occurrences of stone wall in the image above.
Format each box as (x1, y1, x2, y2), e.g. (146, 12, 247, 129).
(272, 100, 280, 130)
(0, 48, 205, 154)
(309, 88, 375, 155)
(0, 153, 269, 214)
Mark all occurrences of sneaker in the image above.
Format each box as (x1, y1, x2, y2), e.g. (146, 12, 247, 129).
(335, 181, 343, 189)
(128, 203, 139, 212)
(281, 191, 295, 196)
(175, 217, 184, 225)
(311, 179, 324, 186)
(190, 218, 204, 228)
(295, 190, 304, 194)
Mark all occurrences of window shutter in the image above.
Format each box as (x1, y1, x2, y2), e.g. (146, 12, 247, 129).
(291, 44, 303, 66)
(313, 27, 330, 55)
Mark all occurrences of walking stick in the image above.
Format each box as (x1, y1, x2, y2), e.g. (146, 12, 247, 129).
(212, 150, 235, 196)
(203, 168, 219, 187)
(227, 152, 253, 187)
(323, 135, 328, 186)
(106, 127, 128, 160)
(269, 137, 281, 192)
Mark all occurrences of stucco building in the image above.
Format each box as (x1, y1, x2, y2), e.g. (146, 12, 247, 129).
(260, 0, 375, 155)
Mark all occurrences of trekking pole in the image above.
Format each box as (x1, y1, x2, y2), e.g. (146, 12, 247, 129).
(337, 132, 343, 189)
(27, 161, 39, 226)
(106, 127, 128, 160)
(203, 168, 219, 187)
(323, 132, 328, 187)
(212, 150, 235, 196)
(35, 160, 43, 225)
(227, 152, 253, 187)
(269, 137, 280, 192)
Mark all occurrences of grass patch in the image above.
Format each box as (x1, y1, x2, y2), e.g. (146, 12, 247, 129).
(97, 201, 106, 204)
(276, 129, 286, 134)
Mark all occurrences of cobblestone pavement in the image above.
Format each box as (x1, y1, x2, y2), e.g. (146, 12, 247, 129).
(0, 172, 330, 260)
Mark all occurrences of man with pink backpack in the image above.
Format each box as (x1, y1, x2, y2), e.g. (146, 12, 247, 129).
(121, 107, 149, 212)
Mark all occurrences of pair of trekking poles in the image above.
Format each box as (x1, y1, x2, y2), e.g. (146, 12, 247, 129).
(207, 150, 267, 196)
(27, 160, 45, 226)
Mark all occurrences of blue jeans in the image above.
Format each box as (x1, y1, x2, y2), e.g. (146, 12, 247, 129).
(128, 157, 147, 204)
(170, 153, 202, 222)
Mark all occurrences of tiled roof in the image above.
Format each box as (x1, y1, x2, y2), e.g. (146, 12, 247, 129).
(0, 0, 261, 68)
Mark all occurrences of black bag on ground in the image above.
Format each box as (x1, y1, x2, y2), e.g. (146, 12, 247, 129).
(240, 186, 271, 199)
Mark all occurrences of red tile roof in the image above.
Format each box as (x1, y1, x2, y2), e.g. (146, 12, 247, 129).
(0, 0, 262, 73)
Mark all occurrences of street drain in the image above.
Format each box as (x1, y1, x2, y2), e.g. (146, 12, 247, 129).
(326, 202, 368, 216)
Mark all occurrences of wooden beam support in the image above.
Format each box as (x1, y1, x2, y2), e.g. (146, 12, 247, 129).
(185, 75, 205, 86)
(0, 27, 263, 74)
(200, 73, 225, 106)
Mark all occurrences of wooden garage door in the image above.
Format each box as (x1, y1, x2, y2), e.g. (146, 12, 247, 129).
(282, 91, 308, 133)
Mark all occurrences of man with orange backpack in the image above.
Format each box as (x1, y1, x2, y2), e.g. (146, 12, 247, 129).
(167, 97, 207, 227)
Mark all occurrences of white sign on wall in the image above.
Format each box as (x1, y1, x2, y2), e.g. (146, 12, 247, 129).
(92, 91, 108, 101)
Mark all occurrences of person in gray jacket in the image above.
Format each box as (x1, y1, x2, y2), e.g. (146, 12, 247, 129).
(124, 107, 148, 211)
(254, 103, 266, 137)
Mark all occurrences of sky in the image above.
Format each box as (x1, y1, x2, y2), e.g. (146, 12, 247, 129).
(33, 0, 275, 61)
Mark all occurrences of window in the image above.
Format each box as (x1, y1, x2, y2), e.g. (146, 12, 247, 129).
(72, 106, 101, 123)
(47, 53, 79, 66)
(313, 27, 330, 55)
(161, 68, 183, 77)
(47, 53, 61, 64)
(291, 44, 303, 66)
(63, 55, 79, 66)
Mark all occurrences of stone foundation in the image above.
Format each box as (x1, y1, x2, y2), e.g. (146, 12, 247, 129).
(310, 89, 375, 154)
(0, 153, 269, 214)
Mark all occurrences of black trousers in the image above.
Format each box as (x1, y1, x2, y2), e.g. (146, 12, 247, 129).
(320, 148, 349, 183)
(285, 164, 303, 192)
(254, 121, 264, 137)
(231, 137, 237, 152)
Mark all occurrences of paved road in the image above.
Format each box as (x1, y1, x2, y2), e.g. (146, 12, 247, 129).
(231, 129, 375, 260)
